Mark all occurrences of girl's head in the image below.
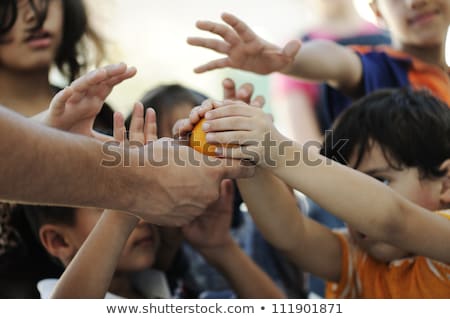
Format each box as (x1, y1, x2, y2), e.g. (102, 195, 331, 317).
(321, 88, 450, 261)
(127, 84, 208, 138)
(370, 0, 450, 47)
(22, 206, 160, 272)
(0, 0, 105, 81)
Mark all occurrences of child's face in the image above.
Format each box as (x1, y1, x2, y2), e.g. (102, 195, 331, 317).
(0, 0, 63, 71)
(372, 0, 450, 47)
(68, 208, 160, 272)
(347, 142, 444, 262)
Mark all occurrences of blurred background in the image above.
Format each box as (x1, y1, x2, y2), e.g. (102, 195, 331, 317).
(53, 0, 450, 128)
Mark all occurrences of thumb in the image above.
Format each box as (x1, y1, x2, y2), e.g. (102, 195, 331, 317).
(49, 87, 73, 116)
(282, 40, 301, 59)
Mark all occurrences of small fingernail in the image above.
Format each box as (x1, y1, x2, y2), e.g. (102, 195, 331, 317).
(202, 122, 210, 131)
(215, 147, 223, 155)
(205, 112, 212, 120)
(206, 133, 213, 142)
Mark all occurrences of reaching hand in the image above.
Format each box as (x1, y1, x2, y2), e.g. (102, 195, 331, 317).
(187, 13, 301, 74)
(182, 179, 234, 251)
(172, 78, 265, 138)
(44, 63, 137, 140)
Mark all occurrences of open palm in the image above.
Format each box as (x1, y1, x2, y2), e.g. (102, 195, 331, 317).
(188, 13, 301, 74)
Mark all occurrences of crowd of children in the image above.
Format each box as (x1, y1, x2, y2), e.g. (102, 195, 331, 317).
(0, 0, 449, 299)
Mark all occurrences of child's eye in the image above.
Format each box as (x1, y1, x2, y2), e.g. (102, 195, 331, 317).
(374, 176, 390, 185)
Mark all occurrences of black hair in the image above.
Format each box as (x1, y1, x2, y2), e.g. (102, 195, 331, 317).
(320, 88, 450, 179)
(126, 84, 208, 136)
(0, 0, 106, 81)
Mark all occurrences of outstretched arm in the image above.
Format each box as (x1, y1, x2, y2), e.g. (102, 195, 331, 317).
(52, 104, 157, 298)
(188, 13, 362, 93)
(202, 102, 450, 264)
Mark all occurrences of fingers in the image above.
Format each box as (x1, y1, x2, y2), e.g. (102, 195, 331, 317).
(236, 83, 254, 103)
(221, 12, 257, 43)
(205, 130, 253, 146)
(48, 87, 73, 116)
(250, 95, 265, 108)
(144, 107, 158, 143)
(113, 112, 126, 142)
(202, 117, 253, 133)
(129, 102, 145, 144)
(204, 104, 255, 120)
(282, 40, 302, 59)
(172, 118, 193, 138)
(194, 19, 239, 45)
(187, 37, 230, 54)
(106, 66, 137, 87)
(194, 57, 231, 74)
(222, 78, 236, 100)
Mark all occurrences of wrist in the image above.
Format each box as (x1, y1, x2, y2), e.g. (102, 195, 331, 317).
(195, 237, 236, 264)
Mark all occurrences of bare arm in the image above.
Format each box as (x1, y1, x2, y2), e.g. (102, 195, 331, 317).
(270, 144, 450, 264)
(237, 168, 342, 282)
(183, 180, 284, 298)
(51, 210, 138, 298)
(188, 13, 362, 93)
(202, 102, 450, 264)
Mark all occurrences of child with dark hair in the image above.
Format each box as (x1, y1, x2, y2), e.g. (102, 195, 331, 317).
(0, 0, 112, 128)
(176, 88, 450, 298)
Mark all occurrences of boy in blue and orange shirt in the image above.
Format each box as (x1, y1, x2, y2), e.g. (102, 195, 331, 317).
(187, 0, 450, 124)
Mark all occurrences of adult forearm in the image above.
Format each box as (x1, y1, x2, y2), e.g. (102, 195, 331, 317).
(0, 107, 131, 210)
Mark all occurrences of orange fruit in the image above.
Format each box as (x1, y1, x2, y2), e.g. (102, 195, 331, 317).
(189, 118, 217, 156)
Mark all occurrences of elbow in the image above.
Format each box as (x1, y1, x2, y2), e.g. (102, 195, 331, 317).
(377, 195, 409, 245)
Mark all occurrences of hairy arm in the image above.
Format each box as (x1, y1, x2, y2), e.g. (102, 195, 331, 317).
(0, 106, 129, 209)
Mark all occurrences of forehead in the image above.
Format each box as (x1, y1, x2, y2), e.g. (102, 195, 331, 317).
(349, 142, 390, 172)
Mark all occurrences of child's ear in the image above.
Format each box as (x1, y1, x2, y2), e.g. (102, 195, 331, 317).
(39, 225, 77, 266)
(439, 159, 450, 206)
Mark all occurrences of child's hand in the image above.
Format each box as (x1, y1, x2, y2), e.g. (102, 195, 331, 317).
(44, 63, 137, 140)
(113, 102, 157, 145)
(201, 101, 281, 166)
(182, 179, 234, 252)
(171, 79, 265, 139)
(187, 13, 301, 74)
